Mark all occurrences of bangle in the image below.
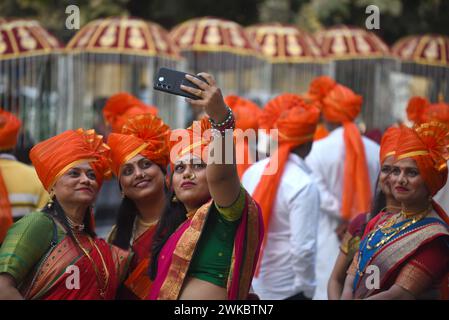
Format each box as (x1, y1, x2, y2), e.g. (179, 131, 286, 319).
(209, 106, 234, 128)
(211, 118, 235, 137)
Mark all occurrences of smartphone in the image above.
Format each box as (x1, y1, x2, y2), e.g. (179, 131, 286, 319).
(153, 67, 207, 100)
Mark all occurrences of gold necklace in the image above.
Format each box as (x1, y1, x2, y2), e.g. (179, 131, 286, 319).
(136, 216, 158, 228)
(73, 233, 110, 298)
(66, 215, 85, 232)
(186, 210, 196, 219)
(356, 209, 429, 276)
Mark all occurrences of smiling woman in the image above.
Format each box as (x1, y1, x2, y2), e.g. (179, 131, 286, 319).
(0, 129, 131, 300)
(106, 113, 171, 300)
(341, 123, 449, 300)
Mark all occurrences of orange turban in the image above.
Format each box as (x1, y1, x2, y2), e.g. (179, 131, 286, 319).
(425, 102, 449, 125)
(307, 76, 371, 220)
(0, 108, 21, 150)
(169, 117, 211, 166)
(225, 95, 262, 178)
(379, 126, 401, 164)
(0, 109, 22, 241)
(29, 129, 112, 191)
(103, 93, 158, 133)
(252, 94, 319, 260)
(395, 123, 449, 196)
(406, 96, 430, 125)
(107, 114, 171, 177)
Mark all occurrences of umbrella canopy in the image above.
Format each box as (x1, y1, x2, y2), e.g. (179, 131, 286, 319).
(170, 16, 258, 56)
(246, 23, 328, 96)
(246, 23, 322, 63)
(391, 34, 449, 123)
(314, 25, 397, 130)
(0, 18, 61, 59)
(66, 16, 179, 59)
(65, 16, 184, 132)
(169, 17, 264, 108)
(392, 34, 449, 66)
(0, 19, 62, 157)
(316, 25, 390, 59)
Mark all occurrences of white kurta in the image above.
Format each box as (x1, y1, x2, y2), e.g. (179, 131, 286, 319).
(305, 127, 380, 300)
(434, 160, 449, 214)
(242, 153, 320, 300)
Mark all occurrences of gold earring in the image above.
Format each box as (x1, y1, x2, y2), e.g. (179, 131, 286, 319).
(172, 195, 178, 203)
(47, 190, 55, 208)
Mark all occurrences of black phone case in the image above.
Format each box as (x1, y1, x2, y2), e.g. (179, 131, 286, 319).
(153, 67, 206, 100)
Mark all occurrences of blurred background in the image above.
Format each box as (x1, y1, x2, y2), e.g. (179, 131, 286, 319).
(1, 0, 448, 235)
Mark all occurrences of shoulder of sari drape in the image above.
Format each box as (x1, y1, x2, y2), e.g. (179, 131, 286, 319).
(121, 226, 157, 300)
(106, 225, 117, 244)
(226, 190, 263, 300)
(0, 211, 55, 285)
(109, 242, 133, 284)
(354, 217, 449, 299)
(157, 199, 212, 300)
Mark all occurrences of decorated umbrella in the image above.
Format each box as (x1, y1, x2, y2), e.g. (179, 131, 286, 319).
(315, 25, 398, 130)
(246, 23, 328, 97)
(169, 17, 265, 110)
(66, 16, 184, 131)
(392, 34, 449, 121)
(0, 18, 62, 148)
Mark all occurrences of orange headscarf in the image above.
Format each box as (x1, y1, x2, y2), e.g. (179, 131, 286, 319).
(103, 93, 158, 133)
(252, 94, 319, 259)
(224, 95, 261, 178)
(406, 96, 430, 125)
(29, 129, 112, 192)
(307, 76, 371, 220)
(395, 123, 449, 197)
(107, 114, 171, 176)
(0, 108, 21, 151)
(379, 126, 401, 164)
(0, 108, 22, 242)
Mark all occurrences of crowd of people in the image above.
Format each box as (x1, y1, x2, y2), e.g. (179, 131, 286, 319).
(0, 71, 448, 300)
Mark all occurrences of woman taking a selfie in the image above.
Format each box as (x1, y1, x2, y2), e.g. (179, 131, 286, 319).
(147, 72, 264, 300)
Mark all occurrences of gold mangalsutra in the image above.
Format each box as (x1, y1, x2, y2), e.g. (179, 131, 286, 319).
(186, 210, 197, 220)
(73, 233, 110, 298)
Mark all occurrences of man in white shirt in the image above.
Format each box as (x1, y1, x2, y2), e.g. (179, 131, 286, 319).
(304, 76, 380, 300)
(242, 93, 321, 300)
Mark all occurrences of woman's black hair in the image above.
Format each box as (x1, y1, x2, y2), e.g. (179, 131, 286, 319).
(42, 197, 96, 239)
(369, 176, 387, 221)
(112, 164, 167, 250)
(149, 174, 187, 280)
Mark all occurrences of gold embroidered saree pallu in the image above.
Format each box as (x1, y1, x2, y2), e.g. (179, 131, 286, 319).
(22, 234, 129, 300)
(148, 192, 263, 300)
(353, 216, 449, 299)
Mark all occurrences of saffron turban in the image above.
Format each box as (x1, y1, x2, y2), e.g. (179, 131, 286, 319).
(406, 96, 430, 125)
(0, 108, 21, 150)
(395, 122, 449, 196)
(307, 76, 371, 220)
(29, 129, 112, 191)
(252, 94, 319, 245)
(103, 93, 158, 133)
(107, 114, 171, 176)
(425, 102, 449, 125)
(379, 126, 401, 164)
(169, 117, 211, 166)
(225, 95, 262, 178)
